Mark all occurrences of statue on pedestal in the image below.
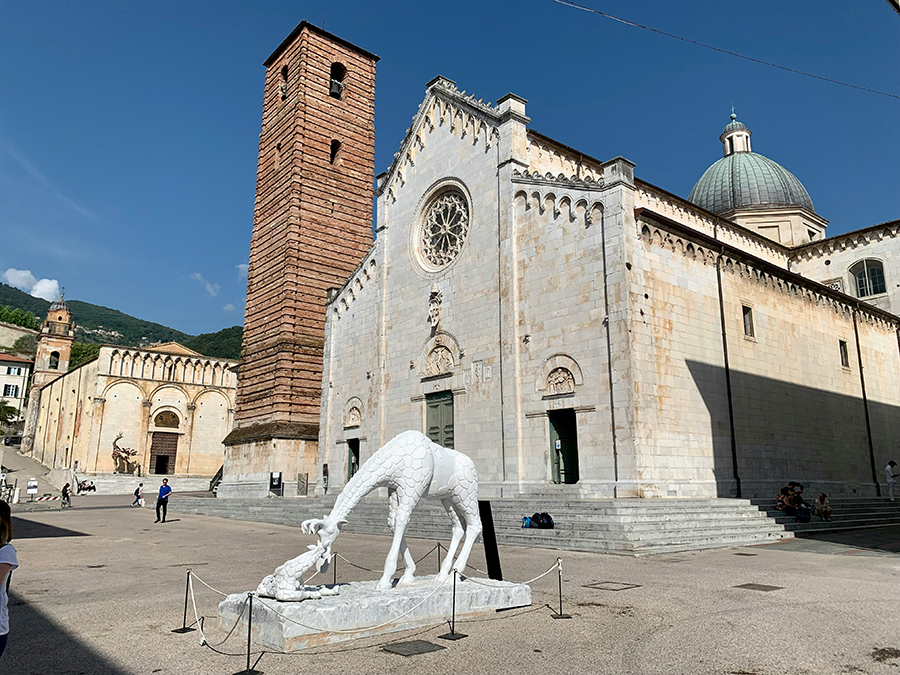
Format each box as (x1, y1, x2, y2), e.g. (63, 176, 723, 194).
(256, 430, 482, 601)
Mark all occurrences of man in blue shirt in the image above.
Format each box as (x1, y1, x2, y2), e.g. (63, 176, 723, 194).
(155, 479, 173, 523)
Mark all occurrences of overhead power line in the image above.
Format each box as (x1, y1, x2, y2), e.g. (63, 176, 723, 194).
(554, 0, 900, 101)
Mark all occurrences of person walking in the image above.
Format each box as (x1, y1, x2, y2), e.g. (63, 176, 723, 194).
(0, 500, 18, 659)
(131, 483, 143, 508)
(887, 460, 898, 502)
(61, 483, 72, 509)
(155, 479, 172, 523)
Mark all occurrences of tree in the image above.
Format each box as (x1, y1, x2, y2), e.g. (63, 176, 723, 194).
(69, 342, 100, 371)
(0, 399, 18, 426)
(12, 334, 37, 356)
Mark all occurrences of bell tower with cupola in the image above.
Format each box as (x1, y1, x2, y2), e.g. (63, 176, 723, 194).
(32, 295, 76, 389)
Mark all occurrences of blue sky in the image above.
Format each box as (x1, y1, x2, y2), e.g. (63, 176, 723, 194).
(1, 1, 897, 335)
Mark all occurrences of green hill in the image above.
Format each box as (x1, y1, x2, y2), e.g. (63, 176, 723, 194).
(0, 283, 242, 360)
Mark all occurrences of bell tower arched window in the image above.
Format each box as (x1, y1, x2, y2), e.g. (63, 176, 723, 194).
(851, 260, 886, 298)
(279, 65, 288, 100)
(329, 63, 346, 99)
(49, 351, 60, 370)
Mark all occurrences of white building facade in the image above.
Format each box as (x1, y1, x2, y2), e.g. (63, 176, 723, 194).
(0, 353, 32, 426)
(317, 77, 900, 500)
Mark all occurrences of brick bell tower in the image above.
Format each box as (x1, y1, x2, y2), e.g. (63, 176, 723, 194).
(220, 22, 378, 498)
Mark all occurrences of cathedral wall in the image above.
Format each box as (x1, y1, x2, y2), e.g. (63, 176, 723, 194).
(511, 188, 616, 495)
(630, 220, 730, 497)
(31, 360, 98, 473)
(320, 249, 383, 490)
(790, 223, 900, 315)
(321, 100, 506, 492)
(635, 214, 900, 498)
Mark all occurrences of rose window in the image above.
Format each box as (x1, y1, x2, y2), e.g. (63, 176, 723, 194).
(420, 191, 469, 269)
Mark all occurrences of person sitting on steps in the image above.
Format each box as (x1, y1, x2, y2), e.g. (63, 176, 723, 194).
(815, 493, 832, 521)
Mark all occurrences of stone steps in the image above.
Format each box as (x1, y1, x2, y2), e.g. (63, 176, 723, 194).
(170, 496, 790, 556)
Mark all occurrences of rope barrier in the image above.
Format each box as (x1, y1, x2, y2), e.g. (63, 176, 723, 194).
(189, 575, 248, 648)
(462, 559, 561, 588)
(180, 550, 566, 653)
(190, 572, 230, 598)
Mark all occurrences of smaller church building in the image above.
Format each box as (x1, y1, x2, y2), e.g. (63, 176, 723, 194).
(24, 301, 237, 480)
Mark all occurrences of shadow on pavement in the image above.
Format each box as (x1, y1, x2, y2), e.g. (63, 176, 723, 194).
(11, 517, 90, 540)
(6, 591, 129, 674)
(795, 527, 900, 554)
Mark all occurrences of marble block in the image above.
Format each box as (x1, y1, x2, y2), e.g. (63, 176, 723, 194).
(218, 575, 531, 651)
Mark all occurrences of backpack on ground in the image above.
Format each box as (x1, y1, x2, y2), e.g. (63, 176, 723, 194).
(796, 504, 811, 523)
(521, 516, 533, 528)
(530, 512, 555, 529)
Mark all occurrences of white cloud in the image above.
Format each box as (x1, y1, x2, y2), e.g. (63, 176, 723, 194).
(30, 278, 60, 301)
(2, 268, 37, 291)
(191, 272, 220, 298)
(236, 264, 249, 280)
(2, 268, 60, 301)
(223, 304, 236, 312)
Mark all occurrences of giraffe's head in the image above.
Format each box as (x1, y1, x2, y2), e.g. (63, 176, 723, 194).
(301, 515, 347, 569)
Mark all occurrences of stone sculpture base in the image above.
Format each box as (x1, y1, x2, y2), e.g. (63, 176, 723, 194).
(218, 575, 531, 651)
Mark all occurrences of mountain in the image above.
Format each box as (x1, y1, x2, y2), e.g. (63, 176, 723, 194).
(0, 283, 242, 359)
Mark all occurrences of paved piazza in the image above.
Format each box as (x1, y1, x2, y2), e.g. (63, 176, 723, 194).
(9, 495, 900, 674)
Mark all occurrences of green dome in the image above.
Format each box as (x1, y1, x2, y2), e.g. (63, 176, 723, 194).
(688, 151, 815, 215)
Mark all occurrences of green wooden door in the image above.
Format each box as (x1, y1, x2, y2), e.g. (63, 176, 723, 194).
(549, 409, 579, 484)
(425, 391, 454, 448)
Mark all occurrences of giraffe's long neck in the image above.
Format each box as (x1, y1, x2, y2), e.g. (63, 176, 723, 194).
(328, 462, 387, 523)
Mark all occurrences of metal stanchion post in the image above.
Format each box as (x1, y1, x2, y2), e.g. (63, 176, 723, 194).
(233, 592, 263, 675)
(332, 554, 337, 586)
(550, 558, 571, 620)
(172, 569, 196, 633)
(438, 570, 468, 641)
(436, 542, 442, 575)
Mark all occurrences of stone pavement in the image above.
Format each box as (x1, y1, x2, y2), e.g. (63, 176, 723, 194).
(7, 494, 900, 675)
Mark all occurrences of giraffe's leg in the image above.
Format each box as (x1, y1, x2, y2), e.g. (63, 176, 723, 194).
(378, 492, 420, 590)
(451, 497, 483, 576)
(388, 490, 417, 585)
(438, 500, 465, 581)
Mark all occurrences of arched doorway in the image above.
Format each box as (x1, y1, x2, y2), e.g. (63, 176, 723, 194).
(149, 411, 179, 475)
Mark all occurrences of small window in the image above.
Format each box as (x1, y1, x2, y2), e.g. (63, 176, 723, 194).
(807, 230, 816, 241)
(839, 340, 849, 368)
(49, 351, 60, 370)
(742, 306, 755, 338)
(2, 384, 18, 398)
(6, 367, 21, 376)
(851, 260, 887, 298)
(279, 65, 288, 100)
(329, 62, 346, 99)
(330, 140, 341, 165)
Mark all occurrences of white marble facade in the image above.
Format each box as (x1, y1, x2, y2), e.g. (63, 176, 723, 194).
(319, 76, 900, 500)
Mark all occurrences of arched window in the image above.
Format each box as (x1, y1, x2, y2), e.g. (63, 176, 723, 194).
(330, 140, 341, 165)
(329, 62, 346, 99)
(49, 351, 60, 370)
(851, 260, 886, 298)
(279, 65, 288, 100)
(155, 411, 180, 428)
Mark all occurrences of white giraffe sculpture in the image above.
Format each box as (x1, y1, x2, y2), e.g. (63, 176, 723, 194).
(257, 430, 482, 600)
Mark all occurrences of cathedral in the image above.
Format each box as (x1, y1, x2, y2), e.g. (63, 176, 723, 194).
(222, 23, 900, 501)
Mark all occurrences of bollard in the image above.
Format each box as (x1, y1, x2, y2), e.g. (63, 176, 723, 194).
(332, 553, 337, 587)
(436, 542, 442, 575)
(550, 558, 571, 620)
(438, 570, 468, 641)
(172, 569, 196, 633)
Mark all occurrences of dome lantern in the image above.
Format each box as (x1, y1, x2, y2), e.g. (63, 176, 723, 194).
(720, 112, 752, 156)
